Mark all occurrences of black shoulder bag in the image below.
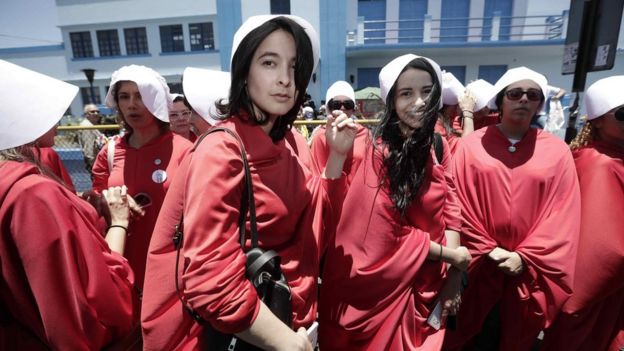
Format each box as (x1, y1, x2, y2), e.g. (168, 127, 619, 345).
(173, 127, 292, 350)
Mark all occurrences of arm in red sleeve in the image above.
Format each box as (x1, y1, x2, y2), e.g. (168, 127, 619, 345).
(181, 133, 260, 334)
(440, 136, 461, 231)
(11, 181, 135, 350)
(91, 140, 112, 193)
(309, 126, 328, 175)
(452, 143, 498, 258)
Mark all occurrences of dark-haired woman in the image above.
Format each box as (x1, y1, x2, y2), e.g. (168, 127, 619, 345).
(92, 65, 192, 289)
(141, 15, 356, 350)
(541, 76, 624, 351)
(443, 67, 580, 351)
(318, 54, 471, 351)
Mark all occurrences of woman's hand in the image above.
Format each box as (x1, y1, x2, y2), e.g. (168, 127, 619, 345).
(450, 246, 472, 271)
(101, 186, 145, 227)
(325, 110, 358, 156)
(458, 90, 477, 113)
(488, 247, 524, 276)
(438, 267, 463, 318)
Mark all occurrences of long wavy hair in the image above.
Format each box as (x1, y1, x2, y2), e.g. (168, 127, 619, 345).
(217, 17, 314, 142)
(373, 58, 442, 218)
(569, 120, 595, 150)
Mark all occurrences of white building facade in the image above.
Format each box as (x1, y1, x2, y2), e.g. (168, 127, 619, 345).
(1, 0, 623, 115)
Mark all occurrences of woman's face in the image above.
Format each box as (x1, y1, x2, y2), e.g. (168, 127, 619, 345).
(169, 100, 192, 135)
(246, 29, 298, 120)
(393, 67, 433, 137)
(593, 105, 624, 146)
(116, 81, 157, 131)
(499, 80, 543, 132)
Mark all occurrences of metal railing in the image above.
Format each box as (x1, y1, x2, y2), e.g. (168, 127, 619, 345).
(347, 11, 569, 45)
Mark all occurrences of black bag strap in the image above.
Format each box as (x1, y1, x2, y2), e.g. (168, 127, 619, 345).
(433, 132, 444, 164)
(173, 126, 258, 323)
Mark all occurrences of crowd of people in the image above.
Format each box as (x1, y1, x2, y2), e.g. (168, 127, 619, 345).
(0, 13, 622, 351)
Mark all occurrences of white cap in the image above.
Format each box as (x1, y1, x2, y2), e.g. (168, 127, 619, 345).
(442, 71, 465, 106)
(326, 80, 355, 103)
(0, 60, 78, 150)
(231, 15, 320, 74)
(465, 79, 496, 112)
(585, 75, 624, 120)
(182, 67, 231, 126)
(379, 54, 443, 109)
(490, 66, 548, 108)
(105, 65, 172, 122)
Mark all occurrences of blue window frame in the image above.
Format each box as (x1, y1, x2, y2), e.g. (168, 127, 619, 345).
(124, 27, 149, 55)
(358, 0, 386, 44)
(96, 29, 121, 57)
(478, 64, 507, 84)
(357, 67, 382, 89)
(399, 0, 427, 43)
(482, 0, 513, 41)
(189, 22, 214, 51)
(160, 24, 185, 53)
(441, 66, 466, 84)
(440, 0, 470, 42)
(70, 31, 93, 58)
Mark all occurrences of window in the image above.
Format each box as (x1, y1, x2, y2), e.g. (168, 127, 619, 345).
(399, 0, 427, 43)
(168, 83, 183, 94)
(124, 27, 149, 55)
(482, 0, 514, 41)
(97, 29, 121, 56)
(440, 0, 469, 42)
(441, 66, 466, 84)
(160, 25, 185, 53)
(358, 0, 386, 44)
(357, 67, 382, 89)
(478, 65, 507, 84)
(80, 87, 101, 105)
(70, 31, 93, 58)
(189, 22, 214, 51)
(270, 0, 290, 14)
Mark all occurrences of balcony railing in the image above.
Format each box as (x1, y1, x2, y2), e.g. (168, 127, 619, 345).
(347, 11, 569, 46)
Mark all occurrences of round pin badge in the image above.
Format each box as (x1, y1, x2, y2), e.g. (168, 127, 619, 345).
(152, 169, 167, 183)
(508, 145, 517, 153)
(154, 158, 162, 165)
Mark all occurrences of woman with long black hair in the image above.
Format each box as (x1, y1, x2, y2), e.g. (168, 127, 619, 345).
(319, 54, 471, 350)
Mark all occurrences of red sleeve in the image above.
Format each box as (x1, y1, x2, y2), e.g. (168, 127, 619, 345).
(91, 140, 112, 193)
(10, 180, 135, 349)
(439, 137, 461, 231)
(309, 126, 328, 176)
(181, 133, 260, 334)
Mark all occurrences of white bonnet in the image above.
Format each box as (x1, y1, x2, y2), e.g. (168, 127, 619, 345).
(182, 67, 231, 125)
(105, 65, 172, 122)
(442, 71, 465, 105)
(326, 80, 355, 103)
(379, 54, 443, 109)
(585, 76, 624, 120)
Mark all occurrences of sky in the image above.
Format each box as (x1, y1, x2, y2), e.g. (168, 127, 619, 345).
(0, 0, 62, 48)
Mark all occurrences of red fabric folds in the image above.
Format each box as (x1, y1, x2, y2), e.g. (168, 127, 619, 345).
(319, 137, 461, 350)
(443, 126, 581, 351)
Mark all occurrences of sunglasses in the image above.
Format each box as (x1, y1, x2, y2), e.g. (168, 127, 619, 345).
(328, 99, 355, 110)
(504, 88, 542, 102)
(613, 107, 624, 122)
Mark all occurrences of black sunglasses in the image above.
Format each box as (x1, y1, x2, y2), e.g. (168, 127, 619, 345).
(328, 99, 355, 110)
(505, 88, 542, 102)
(614, 107, 624, 122)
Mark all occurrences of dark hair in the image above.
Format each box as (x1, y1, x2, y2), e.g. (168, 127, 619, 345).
(217, 16, 314, 142)
(372, 58, 442, 218)
(113, 80, 169, 135)
(173, 94, 192, 111)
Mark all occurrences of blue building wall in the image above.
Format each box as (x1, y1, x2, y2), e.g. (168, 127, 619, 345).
(217, 0, 242, 71)
(320, 0, 348, 101)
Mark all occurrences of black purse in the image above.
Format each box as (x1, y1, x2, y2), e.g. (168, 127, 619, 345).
(173, 127, 292, 350)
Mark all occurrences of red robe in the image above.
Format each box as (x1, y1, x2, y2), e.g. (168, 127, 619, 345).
(141, 116, 346, 350)
(287, 126, 319, 176)
(474, 112, 499, 130)
(541, 141, 624, 351)
(443, 126, 581, 351)
(92, 131, 192, 288)
(33, 146, 76, 192)
(435, 120, 462, 155)
(0, 161, 135, 350)
(310, 123, 369, 183)
(319, 137, 461, 350)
